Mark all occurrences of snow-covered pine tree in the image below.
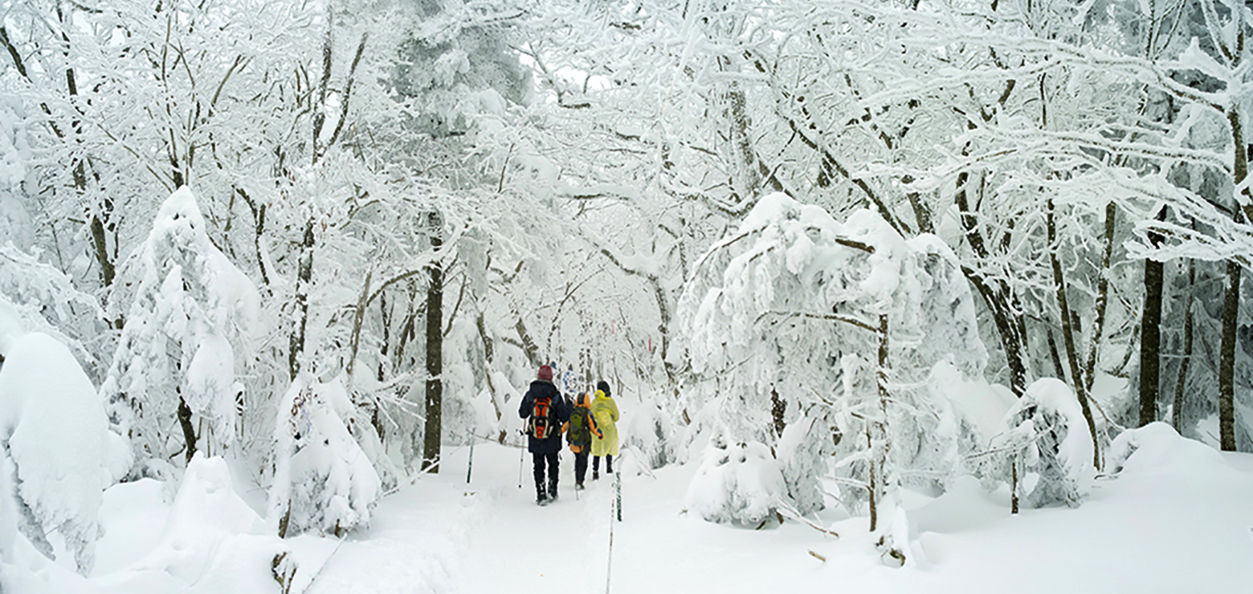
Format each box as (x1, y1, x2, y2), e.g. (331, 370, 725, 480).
(971, 378, 1096, 510)
(677, 192, 986, 525)
(100, 187, 259, 479)
(269, 374, 381, 537)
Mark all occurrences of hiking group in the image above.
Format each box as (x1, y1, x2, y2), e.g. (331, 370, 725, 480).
(518, 364, 620, 505)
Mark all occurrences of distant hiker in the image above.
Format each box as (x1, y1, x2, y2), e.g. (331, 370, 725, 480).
(590, 380, 620, 480)
(565, 391, 603, 490)
(520, 364, 571, 505)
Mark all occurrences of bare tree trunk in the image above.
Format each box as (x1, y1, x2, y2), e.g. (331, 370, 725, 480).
(513, 317, 541, 368)
(177, 395, 197, 464)
(1084, 201, 1118, 393)
(1173, 261, 1195, 434)
(235, 187, 271, 287)
(1139, 206, 1167, 427)
(346, 268, 373, 379)
(422, 211, 445, 473)
(1010, 454, 1019, 515)
(288, 219, 314, 380)
(866, 426, 877, 532)
(870, 313, 890, 532)
(1048, 198, 1100, 468)
(955, 170, 1029, 395)
(1139, 255, 1163, 427)
(1220, 107, 1248, 452)
(1046, 326, 1065, 380)
(477, 311, 506, 443)
(1219, 259, 1240, 452)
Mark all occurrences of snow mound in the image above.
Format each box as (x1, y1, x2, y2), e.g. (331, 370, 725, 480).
(117, 453, 285, 592)
(684, 440, 785, 525)
(0, 332, 130, 573)
(1108, 422, 1226, 476)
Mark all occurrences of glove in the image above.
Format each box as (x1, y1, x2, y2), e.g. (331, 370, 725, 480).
(597, 430, 604, 439)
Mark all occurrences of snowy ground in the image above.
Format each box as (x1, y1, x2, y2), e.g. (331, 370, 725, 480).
(307, 426, 1253, 594)
(8, 424, 1253, 593)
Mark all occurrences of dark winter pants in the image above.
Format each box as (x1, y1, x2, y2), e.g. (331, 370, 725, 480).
(574, 452, 589, 485)
(593, 455, 613, 478)
(533, 451, 559, 497)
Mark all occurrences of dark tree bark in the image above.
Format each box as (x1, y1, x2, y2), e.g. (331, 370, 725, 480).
(1173, 261, 1195, 434)
(177, 395, 197, 464)
(288, 219, 314, 380)
(1083, 201, 1118, 394)
(1220, 107, 1248, 452)
(1219, 259, 1240, 451)
(1139, 256, 1163, 427)
(955, 171, 1029, 395)
(422, 211, 445, 473)
(1139, 205, 1167, 427)
(1048, 199, 1100, 468)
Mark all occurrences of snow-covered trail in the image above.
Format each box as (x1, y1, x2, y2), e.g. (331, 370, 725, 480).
(302, 435, 1253, 594)
(304, 443, 622, 594)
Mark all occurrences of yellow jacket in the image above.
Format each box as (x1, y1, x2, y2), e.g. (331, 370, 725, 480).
(590, 390, 620, 457)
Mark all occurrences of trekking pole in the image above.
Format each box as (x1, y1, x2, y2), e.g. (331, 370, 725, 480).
(518, 437, 525, 489)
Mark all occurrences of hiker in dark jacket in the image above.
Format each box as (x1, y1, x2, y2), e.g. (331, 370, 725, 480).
(519, 364, 571, 504)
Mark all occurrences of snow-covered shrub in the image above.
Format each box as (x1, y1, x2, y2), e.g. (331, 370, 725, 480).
(776, 410, 836, 515)
(0, 244, 107, 379)
(270, 374, 381, 537)
(100, 187, 260, 477)
(684, 436, 786, 525)
(0, 332, 130, 573)
(991, 378, 1095, 508)
(0, 96, 33, 252)
(1106, 421, 1227, 475)
(676, 193, 987, 521)
(622, 397, 682, 470)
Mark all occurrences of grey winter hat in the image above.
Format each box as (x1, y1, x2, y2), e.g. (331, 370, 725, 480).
(597, 380, 610, 395)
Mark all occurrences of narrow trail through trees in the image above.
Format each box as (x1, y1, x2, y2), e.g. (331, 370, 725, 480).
(306, 444, 616, 594)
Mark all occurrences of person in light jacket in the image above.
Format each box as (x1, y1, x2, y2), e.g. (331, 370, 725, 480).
(590, 380, 620, 480)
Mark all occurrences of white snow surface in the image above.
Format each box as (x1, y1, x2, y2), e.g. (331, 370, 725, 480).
(4, 428, 1251, 593)
(0, 332, 130, 572)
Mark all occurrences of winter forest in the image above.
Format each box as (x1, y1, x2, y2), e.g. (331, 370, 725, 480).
(2, 0, 1253, 592)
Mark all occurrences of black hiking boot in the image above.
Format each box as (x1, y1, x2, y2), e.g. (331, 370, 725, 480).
(548, 481, 559, 502)
(536, 485, 547, 506)
(575, 482, 584, 491)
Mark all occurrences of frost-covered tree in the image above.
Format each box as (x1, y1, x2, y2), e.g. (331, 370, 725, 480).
(269, 374, 381, 537)
(0, 244, 107, 380)
(0, 332, 130, 573)
(678, 192, 986, 526)
(973, 378, 1096, 511)
(100, 187, 259, 478)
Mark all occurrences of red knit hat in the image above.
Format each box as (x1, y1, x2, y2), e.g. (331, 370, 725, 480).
(538, 365, 554, 381)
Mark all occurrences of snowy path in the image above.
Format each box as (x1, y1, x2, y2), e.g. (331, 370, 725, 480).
(301, 438, 1253, 594)
(305, 443, 621, 594)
